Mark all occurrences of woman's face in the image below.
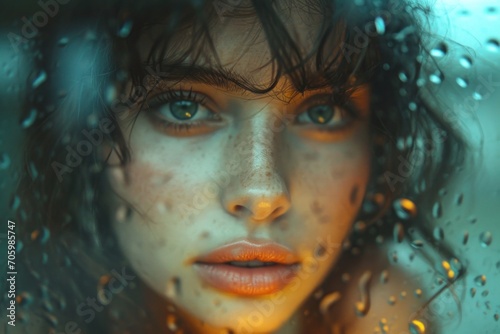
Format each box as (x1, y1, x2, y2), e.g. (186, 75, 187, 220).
(108, 8, 372, 333)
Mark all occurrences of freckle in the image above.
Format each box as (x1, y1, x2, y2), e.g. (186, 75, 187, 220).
(350, 185, 359, 205)
(199, 231, 210, 239)
(311, 201, 323, 215)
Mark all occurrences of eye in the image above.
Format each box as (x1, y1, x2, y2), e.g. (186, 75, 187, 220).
(146, 90, 223, 135)
(295, 99, 355, 130)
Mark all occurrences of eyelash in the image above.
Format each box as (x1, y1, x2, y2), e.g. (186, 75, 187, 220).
(146, 89, 357, 134)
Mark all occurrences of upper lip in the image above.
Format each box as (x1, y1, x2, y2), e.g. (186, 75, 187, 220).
(193, 239, 300, 265)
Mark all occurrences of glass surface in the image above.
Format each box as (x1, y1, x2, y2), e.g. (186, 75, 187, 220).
(0, 0, 499, 333)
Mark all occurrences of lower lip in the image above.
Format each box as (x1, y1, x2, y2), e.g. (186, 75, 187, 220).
(194, 263, 300, 296)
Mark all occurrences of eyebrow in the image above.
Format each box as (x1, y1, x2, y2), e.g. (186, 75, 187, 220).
(143, 63, 333, 95)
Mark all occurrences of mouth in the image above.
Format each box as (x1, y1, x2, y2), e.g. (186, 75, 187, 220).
(193, 239, 301, 296)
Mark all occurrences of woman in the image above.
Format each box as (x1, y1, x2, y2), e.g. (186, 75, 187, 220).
(9, 0, 466, 333)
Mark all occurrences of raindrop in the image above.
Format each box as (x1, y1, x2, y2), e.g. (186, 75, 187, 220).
(379, 318, 389, 333)
(463, 232, 469, 245)
(166, 277, 181, 299)
(459, 56, 473, 69)
(393, 198, 417, 220)
(409, 319, 426, 334)
(58, 37, 69, 47)
(16, 240, 23, 253)
(354, 271, 372, 317)
(432, 201, 442, 219)
(387, 295, 396, 305)
(480, 231, 492, 247)
(486, 39, 499, 52)
(115, 205, 132, 223)
(105, 84, 118, 105)
(495, 314, 499, 321)
(97, 275, 111, 302)
(414, 289, 422, 298)
(433, 227, 444, 241)
(399, 71, 408, 82)
(411, 240, 424, 249)
(456, 77, 469, 88)
(374, 16, 386, 35)
(380, 270, 389, 284)
(16, 292, 33, 306)
(470, 288, 477, 297)
(416, 77, 426, 87)
(455, 193, 464, 206)
(10, 195, 20, 211)
(43, 313, 58, 327)
(166, 314, 178, 331)
(117, 19, 133, 38)
(319, 291, 342, 315)
(485, 6, 498, 15)
(21, 109, 37, 129)
(31, 226, 50, 245)
(474, 275, 487, 286)
(496, 261, 500, 270)
(429, 71, 444, 84)
(472, 91, 483, 101)
(430, 42, 448, 57)
(393, 223, 405, 243)
(481, 290, 489, 297)
(32, 70, 47, 88)
(0, 152, 11, 170)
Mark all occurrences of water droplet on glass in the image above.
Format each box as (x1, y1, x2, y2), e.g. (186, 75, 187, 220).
(0, 152, 11, 170)
(463, 231, 469, 245)
(414, 289, 422, 298)
(10, 195, 20, 211)
(97, 274, 113, 305)
(393, 198, 417, 220)
(58, 37, 69, 47)
(374, 16, 386, 35)
(459, 55, 473, 69)
(474, 275, 487, 286)
(166, 277, 181, 299)
(32, 70, 47, 88)
(455, 193, 463, 206)
(472, 91, 483, 101)
(387, 295, 397, 305)
(411, 239, 424, 249)
(433, 227, 444, 241)
(429, 71, 444, 84)
(117, 19, 133, 38)
(470, 287, 477, 297)
(354, 271, 372, 317)
(480, 231, 492, 247)
(456, 77, 469, 88)
(319, 291, 341, 315)
(380, 270, 389, 284)
(399, 71, 408, 82)
(430, 42, 448, 57)
(432, 201, 442, 219)
(409, 319, 426, 334)
(393, 223, 405, 243)
(21, 109, 37, 129)
(379, 318, 389, 333)
(16, 292, 33, 306)
(496, 261, 500, 270)
(486, 39, 499, 52)
(31, 226, 50, 245)
(494, 314, 499, 321)
(43, 312, 58, 327)
(481, 290, 489, 297)
(166, 314, 178, 331)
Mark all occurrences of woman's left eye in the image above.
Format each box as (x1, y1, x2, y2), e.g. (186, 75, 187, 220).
(295, 103, 354, 130)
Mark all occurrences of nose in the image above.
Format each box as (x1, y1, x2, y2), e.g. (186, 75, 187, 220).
(221, 110, 291, 223)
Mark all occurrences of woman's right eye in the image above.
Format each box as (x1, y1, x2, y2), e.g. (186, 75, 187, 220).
(146, 90, 223, 134)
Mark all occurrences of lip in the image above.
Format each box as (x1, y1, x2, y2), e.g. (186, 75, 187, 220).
(193, 239, 301, 296)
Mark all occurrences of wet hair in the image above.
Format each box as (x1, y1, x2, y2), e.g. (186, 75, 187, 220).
(14, 0, 467, 332)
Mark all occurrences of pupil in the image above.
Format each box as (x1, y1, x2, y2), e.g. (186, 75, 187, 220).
(170, 101, 198, 120)
(308, 105, 334, 124)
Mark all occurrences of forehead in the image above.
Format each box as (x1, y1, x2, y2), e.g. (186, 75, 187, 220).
(136, 3, 331, 88)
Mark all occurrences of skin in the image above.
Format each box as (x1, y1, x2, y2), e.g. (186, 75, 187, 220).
(107, 6, 372, 334)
